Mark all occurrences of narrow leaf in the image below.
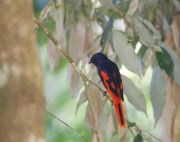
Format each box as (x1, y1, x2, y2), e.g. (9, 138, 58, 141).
(160, 42, 180, 85)
(133, 16, 154, 48)
(100, 16, 113, 49)
(39, 0, 53, 22)
(47, 39, 60, 70)
(122, 75, 147, 114)
(137, 17, 161, 41)
(155, 48, 174, 78)
(69, 21, 86, 62)
(150, 65, 166, 126)
(127, 0, 139, 16)
(127, 120, 136, 128)
(113, 30, 141, 76)
(68, 66, 82, 97)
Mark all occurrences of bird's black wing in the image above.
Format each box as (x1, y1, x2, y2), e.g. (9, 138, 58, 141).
(97, 61, 124, 101)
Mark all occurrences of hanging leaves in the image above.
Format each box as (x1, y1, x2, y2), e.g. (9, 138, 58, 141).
(69, 21, 86, 63)
(150, 65, 166, 126)
(121, 75, 147, 114)
(113, 30, 141, 76)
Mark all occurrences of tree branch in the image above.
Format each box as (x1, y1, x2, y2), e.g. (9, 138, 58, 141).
(34, 18, 103, 142)
(46, 111, 88, 142)
(34, 18, 162, 142)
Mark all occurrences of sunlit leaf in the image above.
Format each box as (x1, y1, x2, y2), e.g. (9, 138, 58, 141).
(160, 42, 180, 85)
(133, 133, 143, 142)
(121, 75, 147, 114)
(113, 30, 141, 76)
(150, 65, 166, 126)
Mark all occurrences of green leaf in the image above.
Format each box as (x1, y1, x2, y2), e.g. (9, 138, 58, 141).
(113, 30, 141, 76)
(134, 133, 143, 142)
(155, 48, 174, 78)
(160, 42, 180, 85)
(150, 65, 166, 126)
(137, 17, 161, 42)
(100, 16, 114, 49)
(127, 120, 136, 128)
(133, 16, 154, 48)
(121, 75, 147, 114)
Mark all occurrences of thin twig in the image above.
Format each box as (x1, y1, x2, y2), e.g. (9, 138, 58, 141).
(128, 127, 135, 138)
(46, 111, 88, 142)
(82, 80, 103, 142)
(134, 125, 162, 142)
(34, 19, 103, 142)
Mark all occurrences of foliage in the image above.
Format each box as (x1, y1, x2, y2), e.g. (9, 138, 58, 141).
(34, 0, 180, 142)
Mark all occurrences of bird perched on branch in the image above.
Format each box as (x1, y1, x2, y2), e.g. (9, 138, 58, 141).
(89, 52, 126, 128)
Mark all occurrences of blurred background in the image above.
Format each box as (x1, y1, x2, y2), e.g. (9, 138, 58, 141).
(33, 0, 180, 142)
(0, 0, 180, 142)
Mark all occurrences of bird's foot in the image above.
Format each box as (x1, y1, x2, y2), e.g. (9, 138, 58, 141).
(103, 91, 107, 97)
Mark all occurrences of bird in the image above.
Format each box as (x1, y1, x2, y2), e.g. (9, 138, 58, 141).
(89, 52, 126, 128)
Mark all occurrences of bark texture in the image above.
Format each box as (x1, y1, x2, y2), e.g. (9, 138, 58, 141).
(0, 1, 45, 142)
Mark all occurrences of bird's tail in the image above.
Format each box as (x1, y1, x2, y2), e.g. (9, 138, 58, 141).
(114, 99, 126, 128)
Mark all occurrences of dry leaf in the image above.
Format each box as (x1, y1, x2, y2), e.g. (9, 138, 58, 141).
(47, 40, 60, 70)
(127, 0, 139, 16)
(75, 90, 87, 115)
(69, 21, 86, 62)
(68, 65, 82, 97)
(161, 13, 180, 142)
(171, 15, 180, 56)
(150, 65, 166, 126)
(85, 85, 103, 128)
(106, 115, 115, 139)
(161, 79, 176, 142)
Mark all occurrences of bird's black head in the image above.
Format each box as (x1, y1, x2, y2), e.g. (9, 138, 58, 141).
(89, 52, 108, 66)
